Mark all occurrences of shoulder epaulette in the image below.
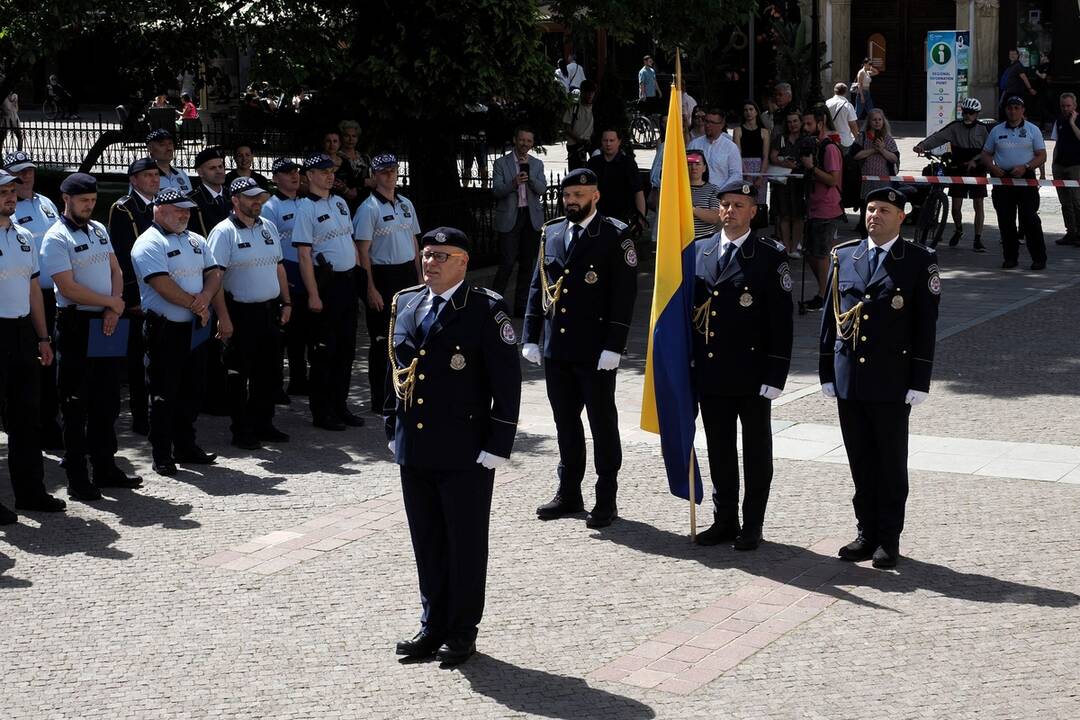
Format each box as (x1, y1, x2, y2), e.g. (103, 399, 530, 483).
(543, 216, 566, 228)
(755, 236, 786, 253)
(602, 215, 628, 231)
(471, 286, 503, 301)
(394, 283, 426, 300)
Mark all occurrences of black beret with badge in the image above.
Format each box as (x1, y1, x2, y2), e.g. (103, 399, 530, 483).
(127, 157, 159, 176)
(60, 172, 97, 195)
(420, 226, 470, 253)
(194, 146, 226, 168)
(717, 179, 756, 198)
(864, 186, 909, 210)
(560, 168, 598, 189)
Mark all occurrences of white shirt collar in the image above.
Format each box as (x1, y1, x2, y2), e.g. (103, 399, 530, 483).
(429, 279, 464, 305)
(206, 185, 224, 199)
(570, 210, 597, 234)
(134, 190, 154, 205)
(721, 228, 751, 248)
(867, 235, 899, 254)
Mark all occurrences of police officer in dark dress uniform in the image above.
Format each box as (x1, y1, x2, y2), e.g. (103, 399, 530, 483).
(692, 182, 793, 550)
(523, 168, 638, 528)
(819, 187, 940, 568)
(41, 173, 142, 501)
(0, 169, 65, 523)
(387, 227, 521, 667)
(108, 157, 160, 435)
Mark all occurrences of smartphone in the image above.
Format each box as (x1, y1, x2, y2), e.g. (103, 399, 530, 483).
(518, 162, 529, 175)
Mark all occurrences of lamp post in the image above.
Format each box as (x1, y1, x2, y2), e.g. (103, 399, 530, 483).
(808, 0, 822, 105)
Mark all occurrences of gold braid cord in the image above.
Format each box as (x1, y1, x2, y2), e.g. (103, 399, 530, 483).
(387, 292, 418, 408)
(692, 298, 712, 343)
(536, 224, 564, 315)
(830, 252, 863, 348)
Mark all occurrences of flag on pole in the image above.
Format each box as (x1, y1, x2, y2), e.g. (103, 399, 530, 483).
(639, 54, 703, 504)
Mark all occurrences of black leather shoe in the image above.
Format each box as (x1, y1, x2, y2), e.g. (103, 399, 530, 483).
(15, 494, 67, 512)
(734, 527, 763, 551)
(93, 467, 143, 489)
(231, 435, 262, 451)
(67, 479, 103, 502)
(1001, 260, 1019, 269)
(536, 493, 585, 520)
(175, 446, 217, 464)
(337, 410, 365, 427)
(586, 503, 617, 528)
(153, 461, 178, 476)
(257, 426, 290, 443)
(872, 546, 899, 569)
(838, 535, 876, 562)
(948, 228, 962, 247)
(435, 638, 476, 666)
(695, 521, 740, 546)
(0, 502, 18, 525)
(395, 631, 443, 659)
(1030, 260, 1046, 271)
(313, 415, 346, 431)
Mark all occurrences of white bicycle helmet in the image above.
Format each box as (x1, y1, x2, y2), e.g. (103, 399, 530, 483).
(960, 97, 982, 112)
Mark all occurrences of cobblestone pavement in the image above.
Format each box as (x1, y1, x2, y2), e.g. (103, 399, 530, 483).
(3, 130, 1080, 718)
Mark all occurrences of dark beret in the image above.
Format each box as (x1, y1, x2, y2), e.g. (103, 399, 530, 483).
(717, 180, 756, 198)
(127, 157, 158, 176)
(194, 146, 226, 168)
(864, 186, 908, 209)
(420, 226, 470, 252)
(60, 172, 98, 195)
(560, 168, 598, 189)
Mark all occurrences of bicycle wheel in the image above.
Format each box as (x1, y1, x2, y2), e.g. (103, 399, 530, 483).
(931, 193, 950, 245)
(914, 191, 944, 247)
(630, 115, 656, 149)
(42, 99, 61, 120)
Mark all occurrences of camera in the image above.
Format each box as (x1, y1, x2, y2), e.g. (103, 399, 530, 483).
(796, 135, 819, 159)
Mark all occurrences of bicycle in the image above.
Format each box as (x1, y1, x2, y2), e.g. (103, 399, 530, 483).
(911, 151, 951, 248)
(627, 100, 660, 149)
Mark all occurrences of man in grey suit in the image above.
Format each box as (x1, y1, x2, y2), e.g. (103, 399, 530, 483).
(492, 125, 546, 315)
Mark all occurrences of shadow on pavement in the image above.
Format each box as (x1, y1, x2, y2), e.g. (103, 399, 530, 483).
(1, 513, 131, 560)
(168, 464, 289, 497)
(591, 519, 1078, 610)
(91, 488, 199, 530)
(457, 654, 656, 720)
(0, 551, 32, 588)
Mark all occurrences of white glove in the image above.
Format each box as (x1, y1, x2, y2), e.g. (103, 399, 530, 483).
(597, 350, 621, 371)
(759, 384, 782, 400)
(387, 440, 396, 454)
(821, 382, 837, 399)
(522, 343, 541, 365)
(476, 451, 508, 469)
(905, 389, 929, 406)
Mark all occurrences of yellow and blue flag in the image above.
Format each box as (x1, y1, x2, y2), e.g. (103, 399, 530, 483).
(639, 70, 703, 503)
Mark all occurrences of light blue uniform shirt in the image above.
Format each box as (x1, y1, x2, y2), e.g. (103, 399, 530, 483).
(15, 193, 59, 290)
(262, 192, 300, 263)
(207, 215, 284, 303)
(291, 192, 356, 271)
(983, 120, 1045, 170)
(352, 190, 420, 265)
(158, 165, 193, 194)
(41, 217, 116, 310)
(639, 65, 658, 98)
(0, 223, 39, 318)
(131, 223, 218, 321)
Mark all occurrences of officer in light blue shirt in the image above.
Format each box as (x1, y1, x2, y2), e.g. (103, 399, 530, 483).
(146, 128, 193, 194)
(262, 157, 308, 398)
(41, 173, 140, 499)
(981, 96, 1048, 270)
(207, 177, 292, 448)
(293, 153, 364, 430)
(352, 152, 421, 412)
(130, 188, 223, 475)
(0, 169, 65, 520)
(4, 150, 64, 448)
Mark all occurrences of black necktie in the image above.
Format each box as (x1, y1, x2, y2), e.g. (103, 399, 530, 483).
(215, 194, 226, 212)
(567, 224, 582, 256)
(417, 296, 445, 344)
(871, 246, 884, 275)
(719, 241, 737, 274)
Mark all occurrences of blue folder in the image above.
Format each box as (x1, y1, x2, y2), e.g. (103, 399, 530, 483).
(87, 318, 130, 358)
(190, 317, 212, 350)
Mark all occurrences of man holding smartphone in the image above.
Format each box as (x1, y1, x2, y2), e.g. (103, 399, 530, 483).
(492, 126, 545, 316)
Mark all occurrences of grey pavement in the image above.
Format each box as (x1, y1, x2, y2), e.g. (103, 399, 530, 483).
(2, 128, 1080, 719)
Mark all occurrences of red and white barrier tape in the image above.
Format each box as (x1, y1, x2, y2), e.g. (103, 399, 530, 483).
(861, 175, 1080, 187)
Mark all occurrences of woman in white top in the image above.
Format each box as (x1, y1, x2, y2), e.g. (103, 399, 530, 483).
(0, 92, 23, 152)
(854, 58, 878, 119)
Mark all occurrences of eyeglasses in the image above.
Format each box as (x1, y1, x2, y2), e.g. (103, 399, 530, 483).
(421, 250, 464, 263)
